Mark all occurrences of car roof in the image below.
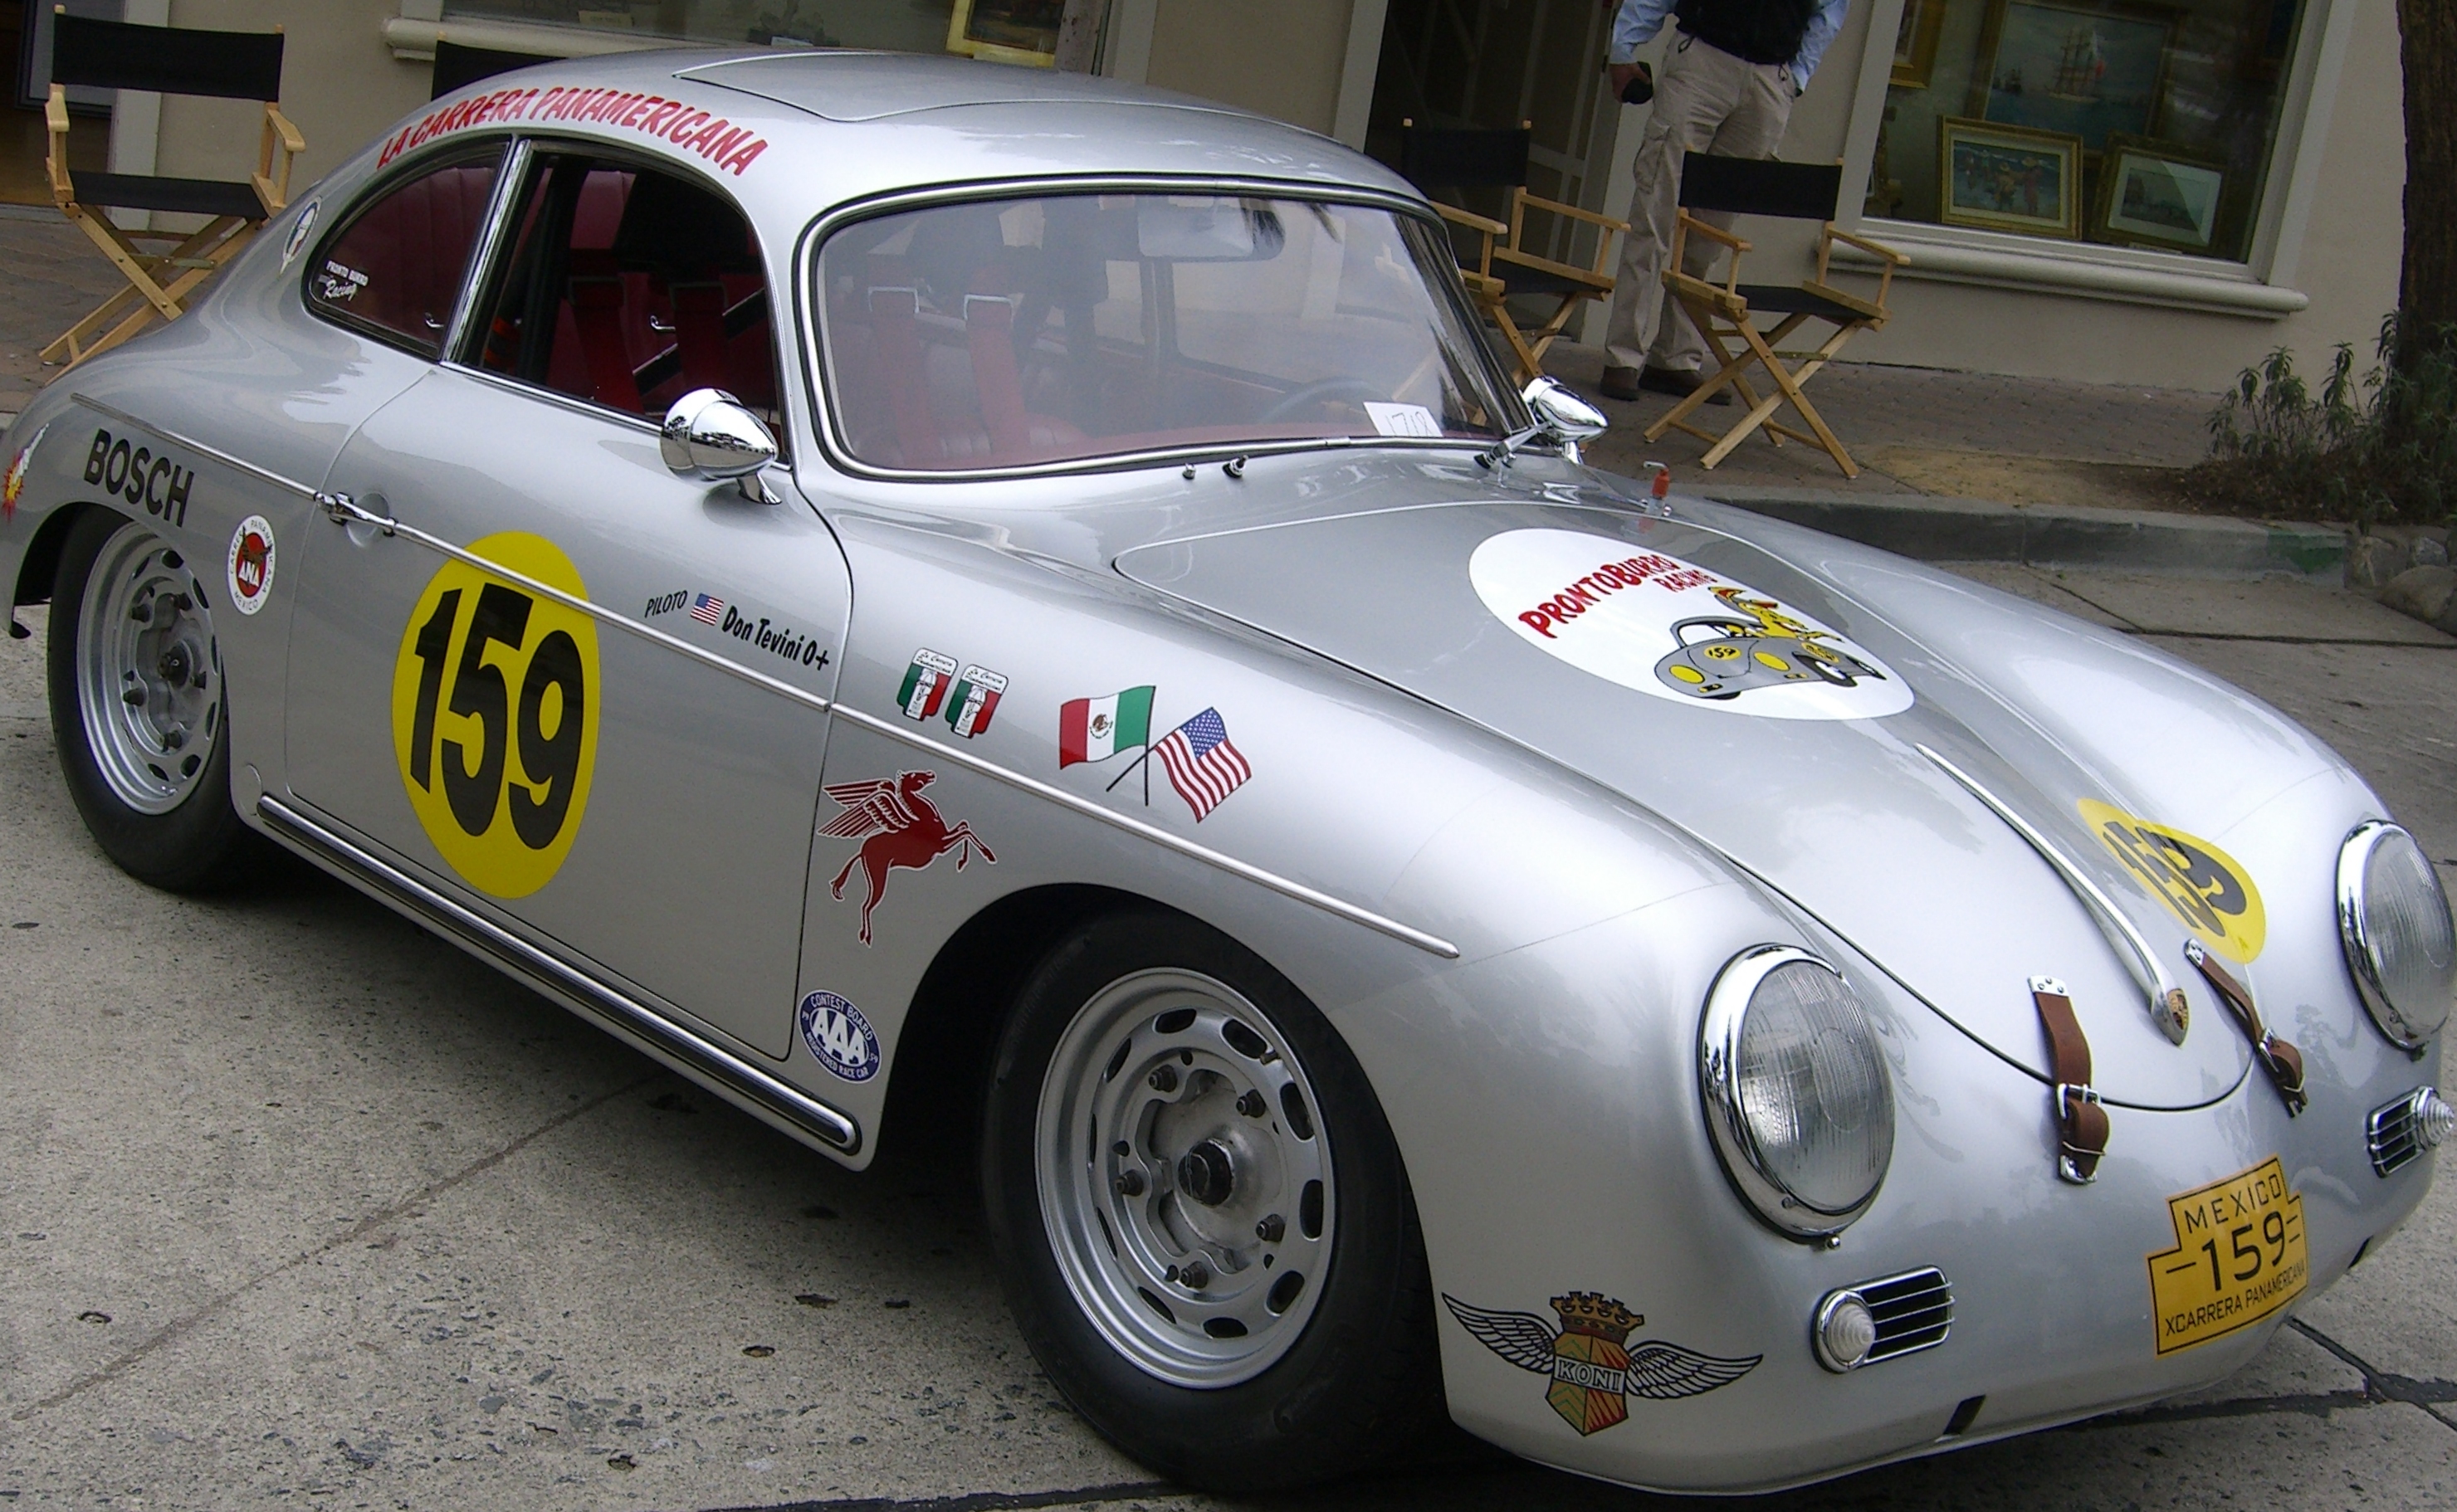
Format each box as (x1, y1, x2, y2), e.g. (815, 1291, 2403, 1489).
(388, 47, 1423, 228)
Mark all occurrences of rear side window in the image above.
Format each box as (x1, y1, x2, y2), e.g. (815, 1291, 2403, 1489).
(471, 152, 778, 427)
(307, 147, 506, 359)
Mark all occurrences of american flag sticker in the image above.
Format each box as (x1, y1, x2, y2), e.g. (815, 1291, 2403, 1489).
(689, 593, 725, 627)
(945, 666, 1007, 739)
(898, 649, 958, 720)
(1153, 707, 1251, 822)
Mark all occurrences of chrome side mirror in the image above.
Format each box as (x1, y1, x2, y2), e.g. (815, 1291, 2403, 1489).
(661, 388, 780, 503)
(1522, 376, 1610, 462)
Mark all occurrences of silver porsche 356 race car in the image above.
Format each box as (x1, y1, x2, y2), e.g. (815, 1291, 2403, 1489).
(2, 48, 2448, 1496)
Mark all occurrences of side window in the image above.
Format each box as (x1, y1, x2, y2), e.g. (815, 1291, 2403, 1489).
(306, 148, 506, 359)
(474, 153, 778, 431)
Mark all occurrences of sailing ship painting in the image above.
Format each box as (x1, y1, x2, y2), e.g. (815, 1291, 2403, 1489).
(1981, 0, 2172, 146)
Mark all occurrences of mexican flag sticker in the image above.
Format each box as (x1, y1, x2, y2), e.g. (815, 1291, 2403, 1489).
(1059, 685, 1155, 766)
(1470, 529, 1912, 720)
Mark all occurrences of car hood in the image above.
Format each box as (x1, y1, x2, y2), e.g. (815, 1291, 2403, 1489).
(1115, 496, 2308, 1109)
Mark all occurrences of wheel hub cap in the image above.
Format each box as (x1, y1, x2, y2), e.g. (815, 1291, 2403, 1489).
(76, 522, 220, 814)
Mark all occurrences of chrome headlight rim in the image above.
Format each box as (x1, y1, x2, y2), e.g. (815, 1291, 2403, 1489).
(1698, 944, 1893, 1241)
(2337, 820, 2455, 1051)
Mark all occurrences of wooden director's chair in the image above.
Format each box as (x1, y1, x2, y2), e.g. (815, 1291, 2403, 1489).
(1643, 155, 1909, 478)
(42, 8, 302, 370)
(1398, 120, 1630, 383)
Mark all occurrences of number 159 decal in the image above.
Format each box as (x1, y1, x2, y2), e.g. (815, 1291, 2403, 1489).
(391, 534, 601, 898)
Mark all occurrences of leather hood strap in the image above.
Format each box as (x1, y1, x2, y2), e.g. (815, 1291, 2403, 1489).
(2186, 942, 2308, 1116)
(2032, 980, 2108, 1183)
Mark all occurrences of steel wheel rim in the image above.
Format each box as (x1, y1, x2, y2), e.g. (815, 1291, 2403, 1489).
(1035, 968, 1335, 1388)
(76, 519, 222, 815)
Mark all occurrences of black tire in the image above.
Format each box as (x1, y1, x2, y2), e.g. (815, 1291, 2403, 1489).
(47, 507, 264, 891)
(981, 908, 1441, 1492)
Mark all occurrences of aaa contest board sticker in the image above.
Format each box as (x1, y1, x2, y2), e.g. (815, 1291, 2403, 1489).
(1471, 529, 1912, 719)
(2078, 799, 2266, 963)
(391, 534, 601, 898)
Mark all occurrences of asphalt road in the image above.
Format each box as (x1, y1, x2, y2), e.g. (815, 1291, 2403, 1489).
(3, 568, 2455, 1512)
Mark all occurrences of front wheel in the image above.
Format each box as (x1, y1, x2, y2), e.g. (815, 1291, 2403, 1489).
(982, 910, 1439, 1491)
(47, 508, 261, 890)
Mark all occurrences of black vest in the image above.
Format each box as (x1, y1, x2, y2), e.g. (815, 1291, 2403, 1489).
(1673, 0, 1820, 66)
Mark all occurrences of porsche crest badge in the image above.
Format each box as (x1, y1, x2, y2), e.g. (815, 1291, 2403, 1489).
(1443, 1291, 1760, 1435)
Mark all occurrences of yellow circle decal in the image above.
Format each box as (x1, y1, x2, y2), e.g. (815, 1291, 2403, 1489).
(391, 533, 601, 898)
(2078, 799, 2265, 963)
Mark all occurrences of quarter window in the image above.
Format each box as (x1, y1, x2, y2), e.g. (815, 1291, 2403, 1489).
(471, 153, 779, 428)
(307, 148, 506, 358)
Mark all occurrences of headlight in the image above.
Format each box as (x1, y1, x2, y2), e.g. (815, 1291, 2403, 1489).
(1699, 946, 1896, 1240)
(2338, 822, 2455, 1050)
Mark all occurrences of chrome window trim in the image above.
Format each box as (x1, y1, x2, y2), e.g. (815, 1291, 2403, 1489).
(441, 137, 534, 364)
(1697, 944, 1888, 1241)
(789, 174, 1535, 485)
(2337, 820, 2451, 1051)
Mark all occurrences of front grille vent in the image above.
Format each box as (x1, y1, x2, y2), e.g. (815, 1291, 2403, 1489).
(1859, 1266, 1954, 1363)
(2367, 1087, 2450, 1177)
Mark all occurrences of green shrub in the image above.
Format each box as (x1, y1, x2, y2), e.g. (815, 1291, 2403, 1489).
(2191, 317, 2457, 529)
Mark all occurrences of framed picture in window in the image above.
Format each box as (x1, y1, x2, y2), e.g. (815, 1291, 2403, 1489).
(1968, 0, 2180, 151)
(945, 0, 1064, 67)
(1893, 0, 1949, 89)
(2092, 134, 2226, 251)
(1937, 117, 2084, 238)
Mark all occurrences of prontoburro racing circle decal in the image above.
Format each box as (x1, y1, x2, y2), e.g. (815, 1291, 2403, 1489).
(391, 533, 601, 898)
(1470, 529, 1912, 719)
(2079, 799, 2266, 963)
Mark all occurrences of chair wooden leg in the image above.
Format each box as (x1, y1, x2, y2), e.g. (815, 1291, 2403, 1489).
(41, 283, 150, 363)
(66, 207, 184, 321)
(1751, 323, 1859, 478)
(1644, 297, 1746, 441)
(42, 217, 256, 370)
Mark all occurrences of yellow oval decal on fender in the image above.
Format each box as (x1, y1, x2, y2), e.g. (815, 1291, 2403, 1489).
(2078, 799, 2265, 963)
(390, 534, 601, 898)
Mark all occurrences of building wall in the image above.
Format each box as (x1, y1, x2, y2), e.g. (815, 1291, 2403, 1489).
(1141, 0, 1356, 138)
(1804, 0, 2406, 392)
(154, 0, 427, 191)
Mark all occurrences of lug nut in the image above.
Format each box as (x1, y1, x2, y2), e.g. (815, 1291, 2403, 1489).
(1148, 1066, 1178, 1093)
(1115, 1169, 1145, 1197)
(164, 729, 185, 749)
(122, 687, 146, 706)
(1255, 1214, 1284, 1243)
(1235, 1090, 1266, 1117)
(1180, 1259, 1209, 1290)
(129, 602, 151, 623)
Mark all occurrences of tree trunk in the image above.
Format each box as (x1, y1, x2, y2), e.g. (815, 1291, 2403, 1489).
(1055, 0, 1108, 72)
(2397, 0, 2457, 363)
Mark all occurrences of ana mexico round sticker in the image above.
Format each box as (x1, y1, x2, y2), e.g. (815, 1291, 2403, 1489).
(1470, 529, 1911, 719)
(226, 515, 276, 615)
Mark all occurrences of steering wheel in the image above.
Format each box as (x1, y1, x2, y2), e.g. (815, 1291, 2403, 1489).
(1259, 377, 1388, 424)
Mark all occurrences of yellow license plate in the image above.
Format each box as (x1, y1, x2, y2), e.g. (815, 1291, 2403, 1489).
(2146, 1155, 2308, 1355)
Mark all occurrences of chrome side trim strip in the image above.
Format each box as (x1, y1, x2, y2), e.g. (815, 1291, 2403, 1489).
(257, 794, 862, 1153)
(75, 398, 1461, 958)
(72, 393, 325, 502)
(1917, 744, 2188, 1043)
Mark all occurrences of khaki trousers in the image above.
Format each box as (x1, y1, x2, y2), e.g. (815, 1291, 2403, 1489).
(1603, 33, 1795, 374)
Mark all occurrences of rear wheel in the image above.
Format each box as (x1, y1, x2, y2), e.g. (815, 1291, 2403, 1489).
(47, 509, 261, 890)
(982, 910, 1439, 1491)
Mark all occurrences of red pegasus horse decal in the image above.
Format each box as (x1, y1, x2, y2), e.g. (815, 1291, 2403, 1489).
(820, 770, 995, 944)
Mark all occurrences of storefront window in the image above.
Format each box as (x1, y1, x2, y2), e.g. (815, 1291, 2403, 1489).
(1868, 0, 2306, 262)
(442, 0, 956, 54)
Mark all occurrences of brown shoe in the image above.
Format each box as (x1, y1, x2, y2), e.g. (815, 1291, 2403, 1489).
(1600, 364, 1644, 402)
(1640, 366, 1732, 406)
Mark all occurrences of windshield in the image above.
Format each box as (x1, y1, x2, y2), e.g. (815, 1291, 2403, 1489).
(815, 193, 1526, 473)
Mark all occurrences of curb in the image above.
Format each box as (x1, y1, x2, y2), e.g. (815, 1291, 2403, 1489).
(1697, 486, 2345, 581)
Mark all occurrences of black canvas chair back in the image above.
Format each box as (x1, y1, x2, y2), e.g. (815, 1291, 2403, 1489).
(1398, 124, 1531, 194)
(52, 12, 284, 100)
(432, 39, 554, 100)
(1677, 155, 1843, 222)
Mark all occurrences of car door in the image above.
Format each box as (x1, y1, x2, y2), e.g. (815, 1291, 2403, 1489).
(283, 144, 848, 1060)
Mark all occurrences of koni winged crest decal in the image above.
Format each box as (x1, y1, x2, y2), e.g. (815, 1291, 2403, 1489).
(1443, 1291, 1760, 1436)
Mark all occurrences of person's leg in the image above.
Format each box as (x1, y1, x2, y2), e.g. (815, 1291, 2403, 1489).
(1602, 35, 1743, 390)
(1644, 55, 1796, 375)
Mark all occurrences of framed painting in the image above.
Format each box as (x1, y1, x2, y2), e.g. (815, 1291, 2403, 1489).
(1969, 0, 2179, 150)
(945, 0, 1065, 67)
(2092, 134, 2226, 251)
(1893, 0, 1949, 90)
(1937, 116, 2084, 238)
